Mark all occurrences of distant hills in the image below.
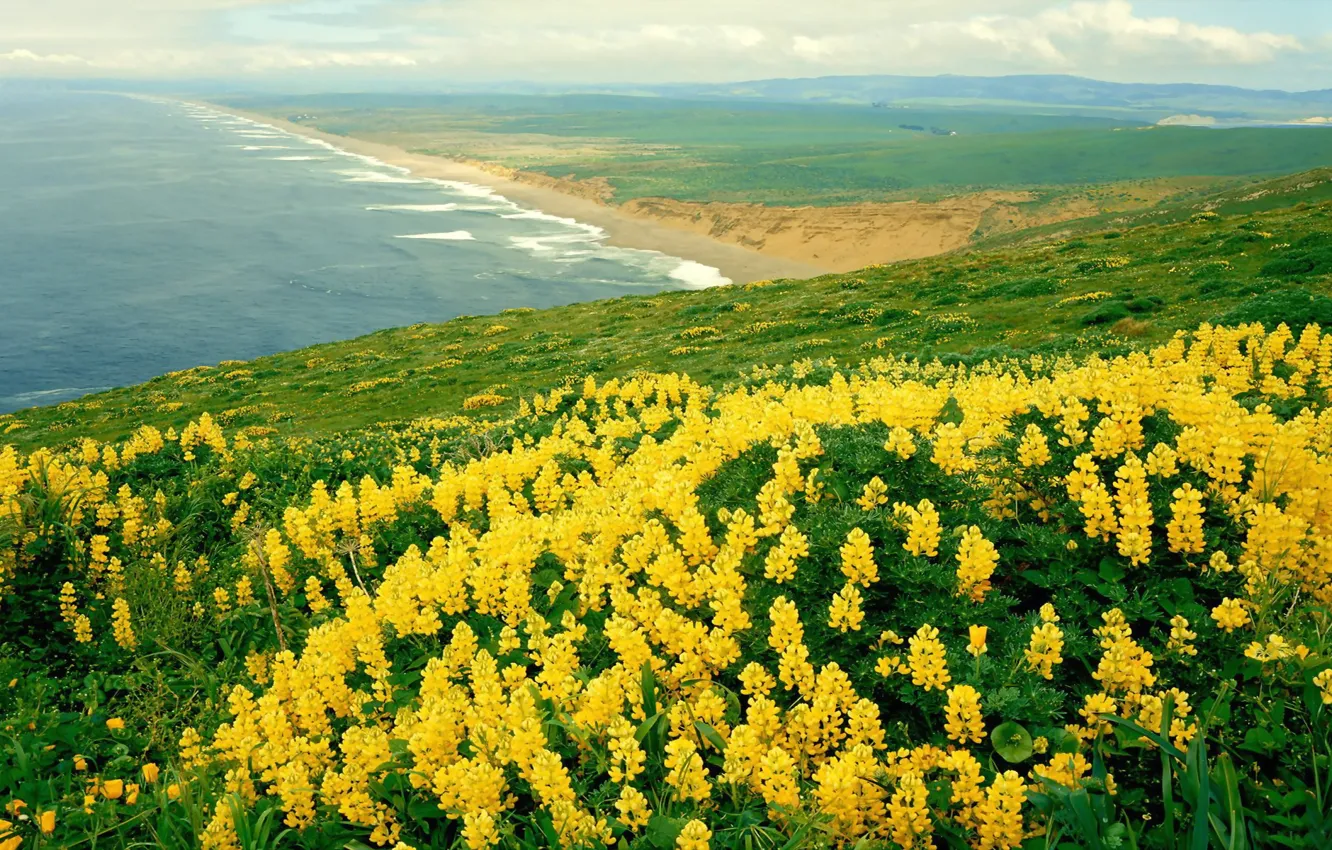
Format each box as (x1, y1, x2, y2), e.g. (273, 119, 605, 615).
(439, 73, 1332, 124)
(14, 71, 1332, 124)
(619, 74, 1332, 123)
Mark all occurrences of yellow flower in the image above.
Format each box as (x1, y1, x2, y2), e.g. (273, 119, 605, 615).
(125, 783, 140, 805)
(1026, 622, 1065, 680)
(894, 499, 941, 558)
(1314, 669, 1332, 705)
(167, 784, 181, 801)
(944, 685, 985, 744)
(140, 762, 159, 784)
(38, 809, 56, 834)
(0, 819, 18, 850)
(955, 526, 998, 601)
(102, 779, 124, 800)
(106, 718, 125, 731)
(856, 477, 889, 510)
(1211, 598, 1251, 633)
(677, 819, 712, 850)
(828, 583, 865, 632)
(1017, 423, 1051, 468)
(967, 625, 988, 657)
(907, 624, 950, 691)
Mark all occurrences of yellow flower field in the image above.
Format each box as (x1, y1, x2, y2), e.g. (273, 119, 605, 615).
(2, 321, 1332, 849)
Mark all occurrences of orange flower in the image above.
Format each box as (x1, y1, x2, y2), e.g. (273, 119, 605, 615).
(0, 818, 20, 850)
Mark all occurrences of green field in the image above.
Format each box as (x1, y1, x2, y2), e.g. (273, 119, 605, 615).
(223, 93, 1332, 207)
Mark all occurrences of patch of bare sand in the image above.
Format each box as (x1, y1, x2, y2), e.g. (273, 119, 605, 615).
(619, 194, 1035, 272)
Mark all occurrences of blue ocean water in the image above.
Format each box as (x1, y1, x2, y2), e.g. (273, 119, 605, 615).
(0, 91, 727, 413)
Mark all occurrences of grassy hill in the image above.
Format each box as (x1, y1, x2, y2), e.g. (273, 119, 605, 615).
(4, 188, 1332, 850)
(974, 167, 1332, 248)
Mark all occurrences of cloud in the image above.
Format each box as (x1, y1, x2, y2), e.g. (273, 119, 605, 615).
(0, 48, 89, 65)
(0, 0, 1319, 87)
(1037, 0, 1302, 64)
(781, 0, 1303, 75)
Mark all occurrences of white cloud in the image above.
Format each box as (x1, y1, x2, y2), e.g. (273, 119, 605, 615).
(0, 0, 1319, 86)
(0, 48, 90, 64)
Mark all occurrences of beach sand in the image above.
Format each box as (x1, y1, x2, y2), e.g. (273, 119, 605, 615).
(198, 103, 830, 286)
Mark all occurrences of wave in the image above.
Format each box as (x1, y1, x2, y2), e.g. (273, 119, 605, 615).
(668, 260, 732, 289)
(395, 231, 476, 241)
(0, 385, 113, 410)
(365, 203, 506, 213)
(232, 145, 292, 151)
(270, 155, 330, 161)
(338, 169, 422, 184)
(170, 100, 733, 292)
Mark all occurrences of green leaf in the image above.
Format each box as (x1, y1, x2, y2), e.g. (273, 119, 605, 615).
(992, 721, 1034, 763)
(695, 720, 728, 753)
(645, 814, 684, 849)
(1046, 727, 1081, 754)
(1098, 558, 1125, 582)
(635, 711, 664, 744)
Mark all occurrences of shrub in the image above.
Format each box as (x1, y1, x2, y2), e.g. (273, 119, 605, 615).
(1213, 288, 1332, 331)
(1080, 302, 1133, 326)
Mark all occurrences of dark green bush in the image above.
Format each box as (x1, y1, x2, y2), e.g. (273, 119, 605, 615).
(1125, 296, 1164, 314)
(1080, 302, 1133, 326)
(1213, 288, 1332, 331)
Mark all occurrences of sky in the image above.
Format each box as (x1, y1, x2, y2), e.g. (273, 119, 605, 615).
(1, 0, 1330, 90)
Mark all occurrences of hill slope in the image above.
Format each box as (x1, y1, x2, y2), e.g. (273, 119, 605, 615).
(4, 191, 1332, 850)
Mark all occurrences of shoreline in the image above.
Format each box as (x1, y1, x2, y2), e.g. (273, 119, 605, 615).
(192, 101, 830, 286)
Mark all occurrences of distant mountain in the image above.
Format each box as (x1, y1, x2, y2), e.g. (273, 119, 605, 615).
(640, 74, 1332, 121)
(21, 71, 1332, 123)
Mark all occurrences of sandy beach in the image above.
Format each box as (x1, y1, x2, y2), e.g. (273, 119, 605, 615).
(196, 102, 830, 286)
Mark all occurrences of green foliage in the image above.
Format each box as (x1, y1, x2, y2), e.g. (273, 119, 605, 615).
(1213, 288, 1332, 332)
(1260, 232, 1332, 279)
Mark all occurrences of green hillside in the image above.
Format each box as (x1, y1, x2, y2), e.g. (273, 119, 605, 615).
(975, 167, 1332, 248)
(5, 188, 1332, 850)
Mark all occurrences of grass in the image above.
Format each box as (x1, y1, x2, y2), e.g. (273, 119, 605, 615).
(218, 93, 1332, 208)
(974, 167, 1332, 249)
(5, 192, 1332, 452)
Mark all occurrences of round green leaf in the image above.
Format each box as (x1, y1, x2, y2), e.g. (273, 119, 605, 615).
(991, 721, 1034, 763)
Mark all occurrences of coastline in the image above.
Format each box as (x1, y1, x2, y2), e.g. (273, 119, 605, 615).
(193, 101, 830, 286)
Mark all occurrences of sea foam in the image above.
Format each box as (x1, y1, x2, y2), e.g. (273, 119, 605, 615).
(395, 231, 476, 241)
(338, 169, 422, 184)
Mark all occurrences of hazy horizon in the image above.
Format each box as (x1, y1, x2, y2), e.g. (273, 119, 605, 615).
(2, 1, 1330, 91)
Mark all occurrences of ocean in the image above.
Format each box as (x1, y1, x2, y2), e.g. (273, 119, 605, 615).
(0, 91, 727, 413)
